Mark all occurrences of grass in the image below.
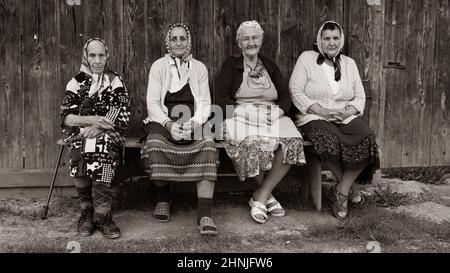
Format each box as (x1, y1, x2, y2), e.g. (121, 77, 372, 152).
(1, 181, 450, 253)
(306, 197, 450, 252)
(382, 166, 450, 185)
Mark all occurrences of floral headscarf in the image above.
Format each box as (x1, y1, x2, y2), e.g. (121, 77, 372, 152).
(80, 38, 109, 75)
(314, 21, 345, 81)
(165, 23, 192, 62)
(236, 20, 264, 42)
(80, 38, 110, 97)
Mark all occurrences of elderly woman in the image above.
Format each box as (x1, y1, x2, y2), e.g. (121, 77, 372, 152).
(141, 23, 218, 235)
(289, 21, 380, 219)
(216, 21, 306, 224)
(60, 38, 130, 239)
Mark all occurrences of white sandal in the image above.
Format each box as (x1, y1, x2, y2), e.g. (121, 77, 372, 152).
(248, 197, 268, 224)
(266, 196, 285, 217)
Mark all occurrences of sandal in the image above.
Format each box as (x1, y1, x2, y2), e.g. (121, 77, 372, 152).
(327, 186, 349, 219)
(266, 196, 285, 217)
(198, 216, 218, 236)
(349, 185, 365, 205)
(154, 202, 170, 223)
(248, 197, 268, 224)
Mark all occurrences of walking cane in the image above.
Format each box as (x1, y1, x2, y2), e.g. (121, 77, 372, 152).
(41, 141, 65, 220)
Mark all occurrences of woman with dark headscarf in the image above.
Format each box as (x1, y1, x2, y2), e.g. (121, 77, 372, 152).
(60, 38, 130, 239)
(141, 23, 218, 235)
(216, 21, 306, 224)
(289, 21, 380, 219)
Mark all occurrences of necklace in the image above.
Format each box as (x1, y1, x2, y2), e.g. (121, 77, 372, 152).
(245, 58, 264, 79)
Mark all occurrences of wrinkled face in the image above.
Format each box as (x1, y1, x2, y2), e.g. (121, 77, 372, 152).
(238, 27, 263, 58)
(169, 27, 189, 58)
(87, 40, 107, 74)
(320, 29, 342, 57)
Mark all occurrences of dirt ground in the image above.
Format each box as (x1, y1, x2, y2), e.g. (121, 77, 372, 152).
(1, 173, 450, 253)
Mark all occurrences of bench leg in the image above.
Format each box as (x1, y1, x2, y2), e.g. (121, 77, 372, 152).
(298, 166, 310, 204)
(306, 152, 322, 211)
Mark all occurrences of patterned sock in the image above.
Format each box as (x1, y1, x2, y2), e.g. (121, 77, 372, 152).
(77, 185, 93, 210)
(93, 181, 112, 215)
(197, 198, 212, 224)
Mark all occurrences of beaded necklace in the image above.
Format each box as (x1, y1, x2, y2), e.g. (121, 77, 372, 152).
(245, 58, 264, 79)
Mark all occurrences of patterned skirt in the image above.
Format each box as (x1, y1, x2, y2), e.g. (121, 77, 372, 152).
(67, 132, 122, 184)
(224, 136, 306, 182)
(300, 118, 380, 184)
(141, 122, 217, 182)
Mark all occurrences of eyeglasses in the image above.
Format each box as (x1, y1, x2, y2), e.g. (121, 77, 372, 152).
(240, 36, 261, 45)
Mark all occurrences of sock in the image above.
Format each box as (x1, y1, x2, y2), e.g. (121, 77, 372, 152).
(197, 198, 212, 224)
(77, 186, 93, 210)
(155, 182, 171, 203)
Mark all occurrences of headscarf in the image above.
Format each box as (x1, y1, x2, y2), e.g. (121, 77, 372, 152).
(314, 21, 345, 81)
(165, 23, 192, 62)
(236, 20, 264, 42)
(80, 38, 110, 97)
(236, 20, 265, 78)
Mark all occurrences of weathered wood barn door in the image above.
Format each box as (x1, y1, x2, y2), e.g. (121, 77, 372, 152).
(1, 0, 449, 174)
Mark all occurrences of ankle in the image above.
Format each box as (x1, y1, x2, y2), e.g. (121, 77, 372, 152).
(197, 198, 212, 224)
(155, 183, 171, 203)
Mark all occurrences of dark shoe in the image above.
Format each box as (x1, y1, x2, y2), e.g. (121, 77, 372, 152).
(77, 207, 94, 237)
(327, 186, 349, 219)
(95, 213, 121, 239)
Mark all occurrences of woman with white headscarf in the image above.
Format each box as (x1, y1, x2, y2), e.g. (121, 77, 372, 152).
(289, 21, 380, 219)
(61, 38, 130, 239)
(141, 23, 218, 235)
(216, 21, 306, 224)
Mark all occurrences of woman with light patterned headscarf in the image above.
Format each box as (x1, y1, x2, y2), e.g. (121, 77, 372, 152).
(216, 20, 306, 224)
(141, 23, 218, 235)
(60, 38, 130, 239)
(289, 21, 380, 219)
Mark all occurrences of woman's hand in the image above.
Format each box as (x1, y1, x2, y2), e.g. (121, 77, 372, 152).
(334, 105, 358, 121)
(166, 121, 184, 141)
(79, 126, 104, 139)
(267, 106, 284, 123)
(306, 104, 345, 122)
(95, 117, 115, 130)
(181, 121, 201, 136)
(317, 107, 342, 122)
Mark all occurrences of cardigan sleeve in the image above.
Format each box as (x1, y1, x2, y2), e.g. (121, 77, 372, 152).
(268, 59, 291, 115)
(289, 52, 320, 114)
(345, 58, 366, 115)
(104, 76, 130, 136)
(146, 60, 171, 126)
(215, 57, 238, 119)
(191, 62, 212, 125)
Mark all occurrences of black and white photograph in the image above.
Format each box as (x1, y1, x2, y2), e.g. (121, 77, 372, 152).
(0, 0, 449, 259)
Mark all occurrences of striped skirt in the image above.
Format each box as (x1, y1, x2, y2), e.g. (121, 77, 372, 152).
(141, 122, 217, 182)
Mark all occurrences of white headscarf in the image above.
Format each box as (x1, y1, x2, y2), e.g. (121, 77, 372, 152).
(315, 21, 345, 81)
(316, 21, 345, 59)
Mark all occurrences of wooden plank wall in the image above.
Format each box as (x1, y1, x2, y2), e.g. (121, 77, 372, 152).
(0, 0, 449, 172)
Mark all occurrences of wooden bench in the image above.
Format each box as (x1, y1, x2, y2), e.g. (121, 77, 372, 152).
(46, 137, 323, 218)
